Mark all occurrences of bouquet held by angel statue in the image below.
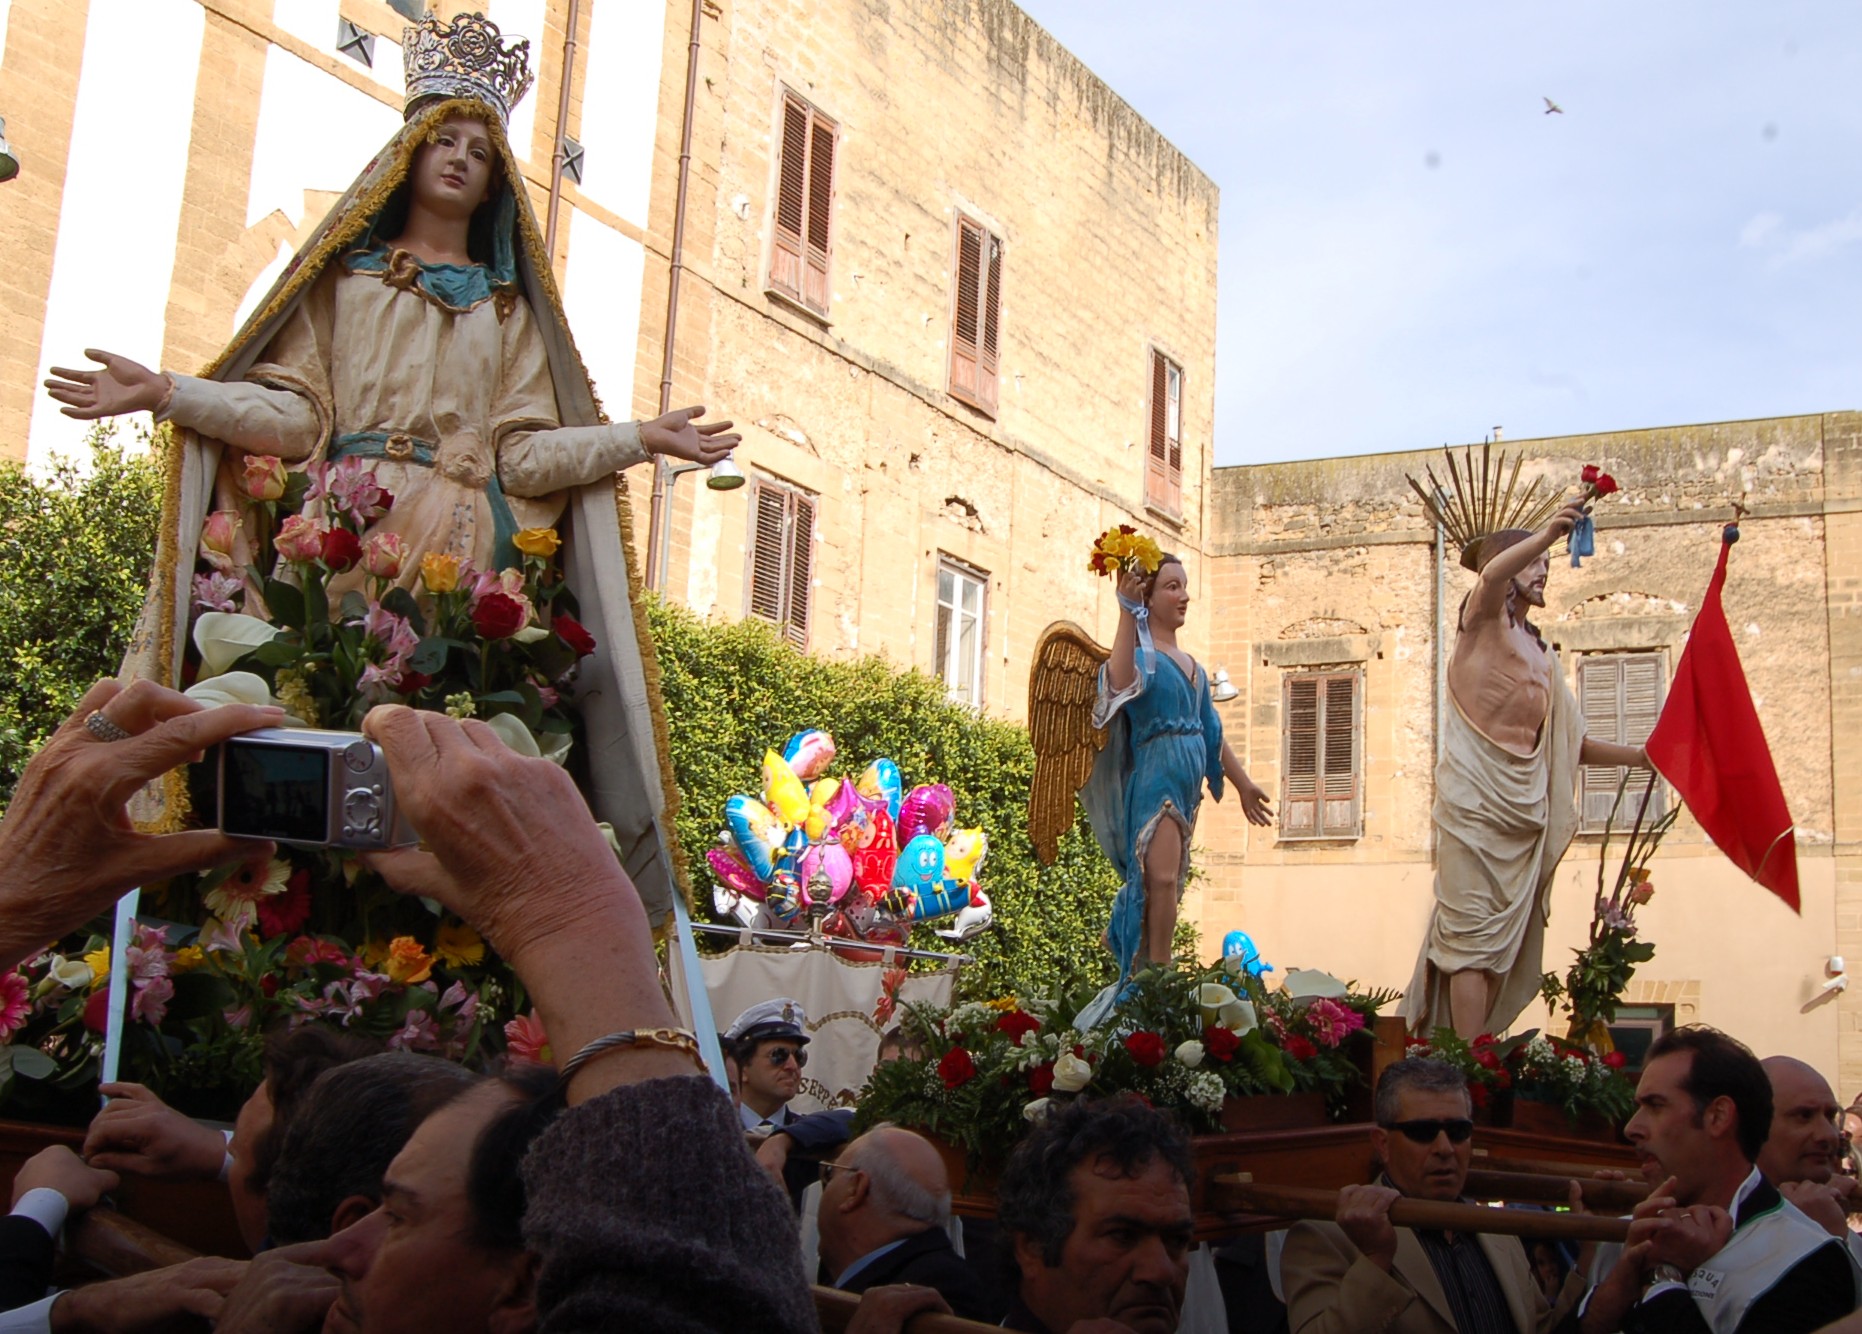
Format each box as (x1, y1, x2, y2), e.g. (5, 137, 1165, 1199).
(1027, 527, 1272, 1029)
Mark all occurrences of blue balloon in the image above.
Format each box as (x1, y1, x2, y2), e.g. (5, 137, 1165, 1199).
(1221, 930, 1273, 977)
(725, 794, 783, 882)
(909, 877, 972, 922)
(891, 834, 946, 893)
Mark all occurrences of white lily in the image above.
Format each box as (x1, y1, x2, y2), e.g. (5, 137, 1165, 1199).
(193, 612, 281, 677)
(1198, 981, 1240, 1029)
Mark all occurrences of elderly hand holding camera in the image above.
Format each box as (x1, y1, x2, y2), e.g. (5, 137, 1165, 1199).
(0, 679, 283, 970)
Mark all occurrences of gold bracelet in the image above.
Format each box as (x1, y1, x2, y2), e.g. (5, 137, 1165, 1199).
(558, 1027, 706, 1082)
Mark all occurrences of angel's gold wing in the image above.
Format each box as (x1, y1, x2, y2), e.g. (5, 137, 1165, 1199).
(1027, 621, 1112, 866)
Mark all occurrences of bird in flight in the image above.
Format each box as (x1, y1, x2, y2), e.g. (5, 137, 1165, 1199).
(1544, 97, 1564, 115)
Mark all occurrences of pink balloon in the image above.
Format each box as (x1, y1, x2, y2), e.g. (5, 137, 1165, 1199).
(817, 843, 854, 903)
(706, 846, 767, 900)
(897, 783, 956, 842)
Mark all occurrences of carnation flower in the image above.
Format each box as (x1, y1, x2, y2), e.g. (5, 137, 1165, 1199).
(1283, 1034, 1318, 1061)
(937, 1047, 977, 1090)
(505, 1011, 551, 1065)
(995, 1009, 1041, 1045)
(0, 973, 31, 1039)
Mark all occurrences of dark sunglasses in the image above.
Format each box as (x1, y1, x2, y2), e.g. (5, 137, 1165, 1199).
(766, 1045, 807, 1068)
(1381, 1118, 1475, 1145)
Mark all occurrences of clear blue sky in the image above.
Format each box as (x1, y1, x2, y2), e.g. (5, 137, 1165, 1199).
(1015, 2, 1862, 466)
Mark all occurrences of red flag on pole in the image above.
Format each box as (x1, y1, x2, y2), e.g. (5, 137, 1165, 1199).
(1644, 532, 1799, 912)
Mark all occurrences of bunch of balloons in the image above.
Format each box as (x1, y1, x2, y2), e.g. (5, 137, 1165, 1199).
(706, 729, 994, 944)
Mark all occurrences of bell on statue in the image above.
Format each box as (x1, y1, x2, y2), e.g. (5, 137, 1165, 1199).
(705, 457, 745, 491)
(0, 117, 20, 183)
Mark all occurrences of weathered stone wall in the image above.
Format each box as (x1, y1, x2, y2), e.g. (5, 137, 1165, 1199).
(1195, 414, 1855, 1087)
(650, 0, 1222, 706)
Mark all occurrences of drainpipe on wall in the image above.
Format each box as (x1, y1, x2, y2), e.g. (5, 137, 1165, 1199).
(542, 0, 581, 262)
(1434, 514, 1448, 866)
(644, 0, 706, 592)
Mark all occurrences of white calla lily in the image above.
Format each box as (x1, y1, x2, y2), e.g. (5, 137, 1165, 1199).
(185, 671, 303, 722)
(483, 712, 540, 757)
(1198, 981, 1240, 1029)
(512, 623, 551, 644)
(193, 612, 281, 677)
(1283, 968, 1348, 1000)
(1220, 998, 1259, 1035)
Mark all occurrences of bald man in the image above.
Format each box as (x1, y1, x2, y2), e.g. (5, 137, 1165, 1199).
(1759, 1056, 1858, 1245)
(817, 1123, 994, 1323)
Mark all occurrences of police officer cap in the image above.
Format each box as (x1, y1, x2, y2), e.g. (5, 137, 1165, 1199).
(726, 997, 810, 1046)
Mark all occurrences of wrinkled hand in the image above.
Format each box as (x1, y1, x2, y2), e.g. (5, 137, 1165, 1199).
(12, 1146, 117, 1212)
(754, 1131, 793, 1184)
(0, 679, 283, 969)
(1336, 1183, 1401, 1271)
(844, 1284, 953, 1333)
(44, 349, 169, 421)
(1547, 499, 1588, 541)
(1237, 775, 1273, 827)
(84, 1082, 229, 1180)
(640, 405, 740, 466)
(213, 1240, 343, 1334)
(1780, 1179, 1850, 1238)
(49, 1256, 247, 1333)
(358, 707, 632, 971)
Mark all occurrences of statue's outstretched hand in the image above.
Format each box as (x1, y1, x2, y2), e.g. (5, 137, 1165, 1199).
(641, 405, 741, 466)
(1238, 775, 1274, 827)
(44, 349, 168, 420)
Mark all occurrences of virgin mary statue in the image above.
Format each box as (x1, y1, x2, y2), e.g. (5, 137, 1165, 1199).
(43, 13, 729, 927)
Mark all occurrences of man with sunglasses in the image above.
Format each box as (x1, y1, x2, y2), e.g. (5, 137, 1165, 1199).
(726, 999, 812, 1133)
(1282, 1058, 1589, 1332)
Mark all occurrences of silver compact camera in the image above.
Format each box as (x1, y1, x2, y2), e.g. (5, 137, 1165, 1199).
(211, 727, 416, 850)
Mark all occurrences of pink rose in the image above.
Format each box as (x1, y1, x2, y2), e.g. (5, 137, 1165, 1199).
(275, 514, 328, 563)
(361, 531, 406, 580)
(200, 510, 240, 573)
(240, 455, 287, 502)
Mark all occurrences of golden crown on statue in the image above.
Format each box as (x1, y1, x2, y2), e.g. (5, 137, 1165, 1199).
(402, 12, 534, 126)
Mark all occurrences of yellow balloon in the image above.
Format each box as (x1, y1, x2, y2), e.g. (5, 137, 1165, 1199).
(943, 828, 989, 881)
(762, 749, 812, 825)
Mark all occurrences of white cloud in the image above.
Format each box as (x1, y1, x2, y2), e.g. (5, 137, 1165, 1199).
(1739, 211, 1784, 248)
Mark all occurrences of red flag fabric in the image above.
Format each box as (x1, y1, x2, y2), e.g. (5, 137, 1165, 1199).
(1645, 536, 1799, 912)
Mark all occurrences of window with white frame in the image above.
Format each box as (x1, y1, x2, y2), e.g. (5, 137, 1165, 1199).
(934, 558, 987, 706)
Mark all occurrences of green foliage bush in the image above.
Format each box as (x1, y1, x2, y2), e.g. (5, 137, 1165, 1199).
(645, 598, 1121, 998)
(0, 430, 163, 806)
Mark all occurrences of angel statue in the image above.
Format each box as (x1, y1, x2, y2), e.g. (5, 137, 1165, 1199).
(1028, 546, 1273, 1029)
(41, 12, 730, 925)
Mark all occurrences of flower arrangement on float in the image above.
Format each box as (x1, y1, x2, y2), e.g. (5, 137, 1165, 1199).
(854, 963, 1394, 1162)
(0, 456, 579, 1121)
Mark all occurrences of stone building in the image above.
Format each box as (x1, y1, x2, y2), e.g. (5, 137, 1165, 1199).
(634, 0, 1221, 706)
(1, 0, 666, 470)
(1189, 414, 1862, 1087)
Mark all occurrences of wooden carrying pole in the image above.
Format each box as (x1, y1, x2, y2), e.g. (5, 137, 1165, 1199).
(1211, 1178, 1631, 1244)
(1464, 1169, 1647, 1213)
(68, 1209, 199, 1278)
(814, 1285, 1000, 1332)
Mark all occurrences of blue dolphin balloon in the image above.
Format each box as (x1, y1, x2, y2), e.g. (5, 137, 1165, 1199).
(1221, 929, 1273, 978)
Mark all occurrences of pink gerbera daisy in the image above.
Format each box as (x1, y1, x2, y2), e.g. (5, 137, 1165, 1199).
(0, 973, 30, 1039)
(504, 1011, 551, 1066)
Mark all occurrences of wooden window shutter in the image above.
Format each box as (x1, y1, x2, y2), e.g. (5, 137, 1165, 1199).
(803, 119, 835, 314)
(1281, 671, 1363, 839)
(948, 216, 1001, 415)
(769, 97, 809, 306)
(1147, 352, 1170, 510)
(747, 483, 789, 626)
(1578, 653, 1667, 832)
(785, 492, 814, 649)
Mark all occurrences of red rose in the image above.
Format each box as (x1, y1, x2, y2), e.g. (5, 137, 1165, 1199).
(1475, 1048, 1500, 1070)
(1470, 1082, 1491, 1109)
(1124, 1031, 1167, 1068)
(377, 489, 394, 514)
(1593, 473, 1619, 497)
(257, 869, 313, 938)
(1494, 1067, 1513, 1089)
(938, 1047, 976, 1090)
(321, 527, 361, 572)
(82, 988, 112, 1034)
(1283, 1035, 1317, 1061)
(1603, 1050, 1627, 1070)
(554, 614, 597, 658)
(1204, 1025, 1241, 1063)
(1028, 1062, 1055, 1097)
(995, 1009, 1041, 1045)
(1581, 464, 1600, 485)
(396, 671, 432, 695)
(472, 591, 527, 640)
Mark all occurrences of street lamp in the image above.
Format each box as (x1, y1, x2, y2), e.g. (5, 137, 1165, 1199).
(653, 457, 745, 591)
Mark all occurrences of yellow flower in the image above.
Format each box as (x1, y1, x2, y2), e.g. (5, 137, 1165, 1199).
(82, 948, 111, 989)
(274, 670, 319, 728)
(433, 921, 486, 969)
(512, 527, 561, 559)
(361, 938, 389, 967)
(985, 996, 1019, 1012)
(384, 936, 434, 985)
(420, 551, 463, 594)
(171, 946, 206, 973)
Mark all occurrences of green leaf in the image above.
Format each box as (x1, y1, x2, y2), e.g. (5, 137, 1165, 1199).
(407, 637, 456, 675)
(263, 579, 306, 630)
(251, 639, 301, 667)
(11, 1047, 57, 1080)
(339, 591, 370, 623)
(381, 587, 427, 636)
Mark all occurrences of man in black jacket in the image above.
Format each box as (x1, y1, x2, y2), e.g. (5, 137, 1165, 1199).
(818, 1123, 995, 1323)
(1580, 1026, 1861, 1334)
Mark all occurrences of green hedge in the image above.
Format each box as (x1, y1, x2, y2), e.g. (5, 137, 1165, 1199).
(0, 433, 164, 806)
(646, 598, 1121, 998)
